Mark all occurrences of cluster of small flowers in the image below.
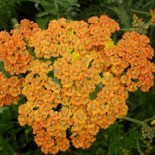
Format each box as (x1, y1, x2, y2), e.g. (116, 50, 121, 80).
(0, 28, 34, 75)
(150, 9, 155, 25)
(105, 31, 155, 92)
(141, 123, 154, 140)
(0, 15, 155, 154)
(0, 73, 23, 106)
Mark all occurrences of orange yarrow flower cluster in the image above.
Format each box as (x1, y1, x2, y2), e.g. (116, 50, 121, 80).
(0, 27, 34, 75)
(0, 15, 155, 154)
(0, 73, 23, 106)
(117, 31, 155, 91)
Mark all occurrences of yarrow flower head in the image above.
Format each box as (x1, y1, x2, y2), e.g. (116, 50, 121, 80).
(0, 72, 23, 106)
(0, 15, 155, 154)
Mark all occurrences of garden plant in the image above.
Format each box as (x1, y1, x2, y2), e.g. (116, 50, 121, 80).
(1, 0, 155, 155)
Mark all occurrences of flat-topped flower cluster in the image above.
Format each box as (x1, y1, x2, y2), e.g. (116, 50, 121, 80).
(0, 15, 155, 154)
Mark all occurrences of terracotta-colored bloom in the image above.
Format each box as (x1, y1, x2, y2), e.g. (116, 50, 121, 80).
(0, 15, 154, 155)
(0, 73, 22, 107)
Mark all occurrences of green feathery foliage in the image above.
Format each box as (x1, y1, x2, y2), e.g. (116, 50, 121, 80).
(0, 0, 22, 30)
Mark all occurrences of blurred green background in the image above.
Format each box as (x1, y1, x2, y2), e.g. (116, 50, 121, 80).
(0, 0, 155, 155)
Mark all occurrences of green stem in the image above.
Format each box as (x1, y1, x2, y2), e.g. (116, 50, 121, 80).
(144, 115, 155, 123)
(123, 116, 144, 125)
(136, 137, 144, 155)
(122, 115, 155, 125)
(130, 9, 150, 15)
